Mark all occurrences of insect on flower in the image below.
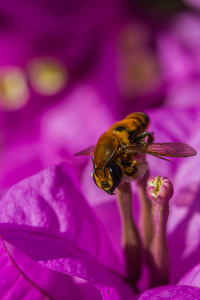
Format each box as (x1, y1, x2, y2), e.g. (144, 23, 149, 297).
(75, 113, 197, 195)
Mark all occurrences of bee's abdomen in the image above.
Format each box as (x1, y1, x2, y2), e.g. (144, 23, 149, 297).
(109, 112, 150, 144)
(111, 112, 149, 133)
(125, 112, 149, 130)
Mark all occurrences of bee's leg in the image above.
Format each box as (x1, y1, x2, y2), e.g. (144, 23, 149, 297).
(134, 131, 154, 144)
(124, 160, 137, 176)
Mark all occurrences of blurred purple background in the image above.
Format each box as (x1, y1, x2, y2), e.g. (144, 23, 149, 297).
(0, 0, 199, 188)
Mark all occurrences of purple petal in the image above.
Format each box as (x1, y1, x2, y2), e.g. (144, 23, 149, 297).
(0, 163, 122, 272)
(178, 263, 200, 288)
(130, 285, 200, 300)
(0, 236, 49, 299)
(7, 242, 102, 300)
(4, 232, 133, 300)
(0, 163, 134, 299)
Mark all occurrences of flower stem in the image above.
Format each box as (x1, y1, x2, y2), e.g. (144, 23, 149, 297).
(136, 170, 153, 249)
(117, 181, 142, 289)
(147, 202, 169, 287)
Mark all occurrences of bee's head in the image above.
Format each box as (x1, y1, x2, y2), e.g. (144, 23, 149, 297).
(92, 160, 123, 195)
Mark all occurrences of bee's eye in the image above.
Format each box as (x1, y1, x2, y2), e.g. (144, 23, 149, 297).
(107, 162, 123, 189)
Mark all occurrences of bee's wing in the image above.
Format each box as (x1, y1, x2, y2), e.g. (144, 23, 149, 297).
(74, 145, 95, 156)
(124, 142, 197, 158)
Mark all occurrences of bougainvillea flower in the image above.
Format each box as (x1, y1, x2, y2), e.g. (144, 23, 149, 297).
(0, 163, 134, 299)
(0, 160, 200, 299)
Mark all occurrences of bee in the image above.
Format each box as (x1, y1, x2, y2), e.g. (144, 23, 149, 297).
(75, 112, 197, 195)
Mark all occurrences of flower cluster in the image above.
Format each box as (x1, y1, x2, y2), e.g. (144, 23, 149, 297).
(0, 0, 200, 299)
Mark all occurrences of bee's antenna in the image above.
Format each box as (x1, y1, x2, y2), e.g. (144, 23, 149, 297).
(91, 156, 96, 175)
(103, 150, 116, 173)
